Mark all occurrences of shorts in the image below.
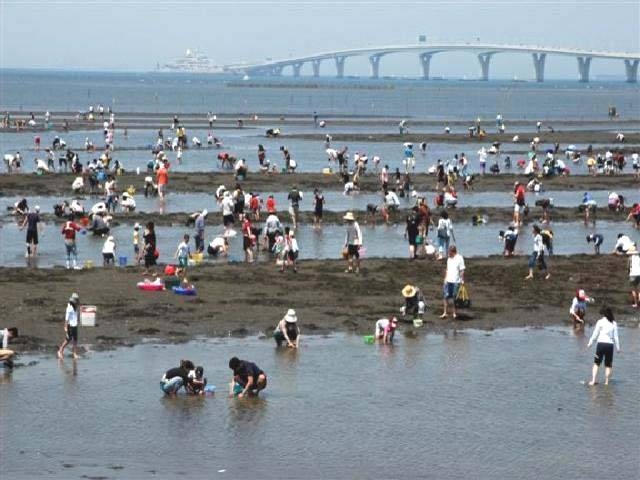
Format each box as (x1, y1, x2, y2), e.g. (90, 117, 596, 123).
(408, 234, 417, 247)
(26, 229, 38, 245)
(593, 342, 614, 368)
(289, 206, 299, 217)
(178, 256, 188, 268)
(103, 253, 115, 263)
(347, 244, 360, 258)
(630, 276, 640, 287)
(145, 254, 157, 268)
(287, 250, 298, 261)
(315, 209, 323, 219)
(243, 236, 252, 250)
(443, 282, 460, 300)
(66, 326, 78, 342)
(223, 214, 235, 226)
(528, 252, 546, 270)
(514, 203, 523, 214)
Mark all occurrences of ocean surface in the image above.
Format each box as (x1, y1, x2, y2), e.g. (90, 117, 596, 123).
(1, 69, 640, 119)
(2, 330, 639, 479)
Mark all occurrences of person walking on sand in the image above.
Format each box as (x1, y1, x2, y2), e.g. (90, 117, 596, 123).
(525, 225, 550, 280)
(587, 306, 620, 386)
(441, 246, 465, 319)
(343, 212, 362, 274)
(57, 293, 80, 360)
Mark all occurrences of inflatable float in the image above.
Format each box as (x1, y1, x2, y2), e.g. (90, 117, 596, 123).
(137, 280, 165, 291)
(173, 285, 196, 296)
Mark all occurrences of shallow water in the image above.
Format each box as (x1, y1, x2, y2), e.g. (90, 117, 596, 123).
(1, 329, 639, 479)
(1, 219, 638, 268)
(2, 126, 637, 175)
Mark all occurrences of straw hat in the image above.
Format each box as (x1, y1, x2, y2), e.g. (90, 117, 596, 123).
(402, 284, 417, 298)
(284, 309, 297, 323)
(69, 292, 79, 302)
(343, 212, 355, 221)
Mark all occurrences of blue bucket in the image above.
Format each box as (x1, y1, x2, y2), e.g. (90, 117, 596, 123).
(118, 256, 127, 267)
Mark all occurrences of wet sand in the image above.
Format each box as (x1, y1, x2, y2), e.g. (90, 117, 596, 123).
(1, 171, 638, 197)
(4, 255, 637, 355)
(5, 206, 635, 228)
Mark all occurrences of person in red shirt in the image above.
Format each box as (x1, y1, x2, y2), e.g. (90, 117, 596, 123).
(242, 215, 255, 263)
(265, 195, 276, 214)
(249, 193, 261, 221)
(34, 136, 41, 151)
(513, 182, 526, 226)
(627, 203, 640, 228)
(156, 161, 169, 199)
(61, 220, 82, 269)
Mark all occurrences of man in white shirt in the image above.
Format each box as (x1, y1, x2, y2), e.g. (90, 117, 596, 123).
(57, 293, 80, 360)
(221, 191, 235, 229)
(441, 246, 465, 319)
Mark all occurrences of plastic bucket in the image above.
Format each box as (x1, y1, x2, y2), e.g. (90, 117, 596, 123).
(118, 256, 127, 267)
(192, 253, 203, 265)
(84, 260, 94, 269)
(363, 335, 375, 345)
(413, 318, 424, 328)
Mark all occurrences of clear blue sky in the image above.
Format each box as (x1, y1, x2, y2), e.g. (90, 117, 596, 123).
(1, 0, 638, 79)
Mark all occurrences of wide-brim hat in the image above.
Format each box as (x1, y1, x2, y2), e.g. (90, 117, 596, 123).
(343, 212, 355, 221)
(69, 292, 79, 302)
(285, 309, 297, 323)
(402, 285, 417, 298)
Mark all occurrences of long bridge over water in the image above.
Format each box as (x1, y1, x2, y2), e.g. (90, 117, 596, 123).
(227, 42, 640, 82)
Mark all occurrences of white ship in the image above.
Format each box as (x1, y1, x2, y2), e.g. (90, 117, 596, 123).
(160, 49, 226, 73)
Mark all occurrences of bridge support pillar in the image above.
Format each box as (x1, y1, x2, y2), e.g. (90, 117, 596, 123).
(532, 53, 546, 82)
(292, 63, 303, 77)
(419, 53, 433, 80)
(271, 65, 283, 76)
(335, 56, 346, 78)
(577, 56, 592, 82)
(369, 54, 383, 79)
(624, 59, 639, 83)
(477, 53, 494, 81)
(312, 59, 322, 77)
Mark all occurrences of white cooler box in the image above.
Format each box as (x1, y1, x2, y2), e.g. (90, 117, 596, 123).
(80, 306, 97, 327)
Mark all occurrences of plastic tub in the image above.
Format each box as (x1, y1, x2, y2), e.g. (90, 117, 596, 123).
(118, 256, 127, 267)
(363, 335, 375, 345)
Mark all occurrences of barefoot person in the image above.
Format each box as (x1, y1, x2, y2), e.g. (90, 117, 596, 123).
(587, 307, 620, 386)
(628, 244, 640, 308)
(343, 212, 362, 274)
(274, 309, 300, 348)
(374, 316, 398, 344)
(569, 289, 592, 328)
(0, 327, 19, 367)
(441, 246, 465, 319)
(57, 293, 80, 360)
(525, 225, 550, 280)
(228, 357, 267, 398)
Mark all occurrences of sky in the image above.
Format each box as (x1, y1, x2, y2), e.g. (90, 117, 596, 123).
(1, 0, 639, 79)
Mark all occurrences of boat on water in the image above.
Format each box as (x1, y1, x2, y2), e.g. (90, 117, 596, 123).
(160, 48, 227, 73)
